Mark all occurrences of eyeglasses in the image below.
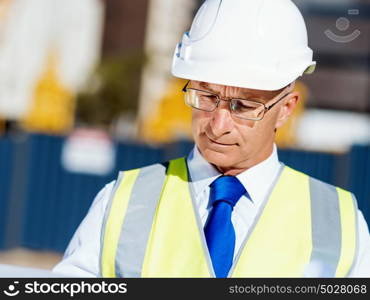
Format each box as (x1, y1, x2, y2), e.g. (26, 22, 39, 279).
(182, 81, 291, 121)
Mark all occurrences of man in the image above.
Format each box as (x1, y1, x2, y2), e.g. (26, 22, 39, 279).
(53, 0, 370, 277)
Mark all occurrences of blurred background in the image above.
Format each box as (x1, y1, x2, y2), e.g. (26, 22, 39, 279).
(0, 0, 369, 270)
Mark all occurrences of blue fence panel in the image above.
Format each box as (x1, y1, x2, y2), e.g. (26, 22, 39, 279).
(0, 137, 13, 249)
(348, 145, 370, 227)
(163, 140, 194, 160)
(115, 141, 164, 171)
(20, 135, 166, 252)
(278, 148, 338, 186)
(1, 133, 369, 252)
(21, 134, 114, 252)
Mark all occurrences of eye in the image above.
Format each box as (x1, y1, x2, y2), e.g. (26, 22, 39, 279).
(198, 94, 218, 102)
(231, 100, 258, 111)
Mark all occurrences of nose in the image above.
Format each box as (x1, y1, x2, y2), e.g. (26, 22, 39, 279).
(208, 103, 234, 138)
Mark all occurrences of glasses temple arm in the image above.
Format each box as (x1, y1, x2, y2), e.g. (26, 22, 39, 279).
(182, 80, 190, 92)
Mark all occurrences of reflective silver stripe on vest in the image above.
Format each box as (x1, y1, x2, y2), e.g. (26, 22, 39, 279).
(115, 163, 168, 277)
(306, 177, 341, 277)
(346, 193, 359, 276)
(99, 174, 124, 277)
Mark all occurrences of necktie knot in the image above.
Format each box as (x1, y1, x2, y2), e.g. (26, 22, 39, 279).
(210, 175, 246, 208)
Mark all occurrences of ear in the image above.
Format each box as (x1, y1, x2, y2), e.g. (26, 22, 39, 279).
(275, 91, 300, 129)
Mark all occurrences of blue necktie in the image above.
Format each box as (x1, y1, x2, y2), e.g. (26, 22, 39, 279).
(204, 175, 246, 278)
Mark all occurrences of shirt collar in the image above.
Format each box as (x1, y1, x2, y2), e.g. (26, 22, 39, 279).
(187, 144, 281, 206)
(235, 144, 280, 205)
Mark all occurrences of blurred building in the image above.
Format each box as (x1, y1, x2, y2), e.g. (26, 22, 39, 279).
(137, 0, 196, 142)
(291, 0, 370, 152)
(0, 0, 104, 134)
(73, 0, 149, 136)
(101, 0, 149, 56)
(0, 0, 368, 149)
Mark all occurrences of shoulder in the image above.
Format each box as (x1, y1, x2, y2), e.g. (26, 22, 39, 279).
(106, 157, 187, 201)
(117, 157, 186, 179)
(283, 165, 357, 201)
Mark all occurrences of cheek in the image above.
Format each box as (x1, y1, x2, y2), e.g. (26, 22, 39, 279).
(234, 120, 257, 143)
(236, 118, 274, 145)
(192, 110, 209, 134)
(264, 108, 281, 127)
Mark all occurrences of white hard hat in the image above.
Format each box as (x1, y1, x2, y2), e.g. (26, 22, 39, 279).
(171, 0, 316, 91)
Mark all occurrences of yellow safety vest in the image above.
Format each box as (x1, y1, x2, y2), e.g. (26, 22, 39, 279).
(100, 158, 358, 277)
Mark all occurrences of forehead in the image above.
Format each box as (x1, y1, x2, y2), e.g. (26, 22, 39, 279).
(191, 80, 282, 100)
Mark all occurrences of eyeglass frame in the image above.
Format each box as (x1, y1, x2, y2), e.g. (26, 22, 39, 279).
(182, 81, 292, 121)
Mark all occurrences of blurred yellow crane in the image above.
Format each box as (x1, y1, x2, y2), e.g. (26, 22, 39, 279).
(21, 52, 75, 134)
(140, 78, 193, 143)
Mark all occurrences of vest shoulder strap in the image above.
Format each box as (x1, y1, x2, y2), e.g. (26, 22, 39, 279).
(289, 167, 358, 277)
(100, 159, 182, 277)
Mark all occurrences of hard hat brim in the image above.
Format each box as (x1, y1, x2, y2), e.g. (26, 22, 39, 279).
(172, 52, 315, 91)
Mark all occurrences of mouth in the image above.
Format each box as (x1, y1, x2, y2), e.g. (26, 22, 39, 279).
(206, 136, 237, 147)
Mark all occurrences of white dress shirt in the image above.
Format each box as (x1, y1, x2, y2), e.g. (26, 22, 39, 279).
(53, 145, 370, 277)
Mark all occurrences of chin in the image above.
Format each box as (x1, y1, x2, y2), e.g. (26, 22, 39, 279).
(200, 147, 237, 168)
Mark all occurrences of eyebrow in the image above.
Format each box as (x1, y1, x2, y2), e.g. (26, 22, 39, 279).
(198, 81, 273, 100)
(198, 82, 218, 93)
